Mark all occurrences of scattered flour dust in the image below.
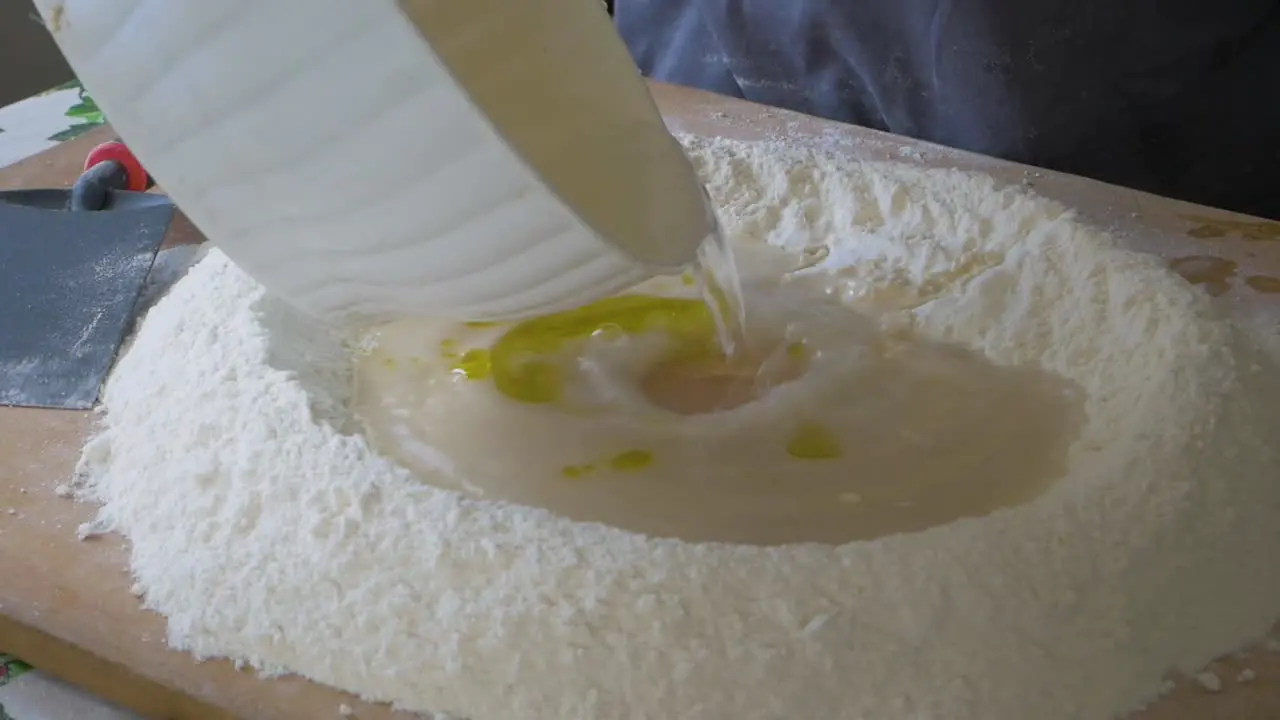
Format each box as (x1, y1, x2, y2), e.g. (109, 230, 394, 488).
(73, 136, 1280, 720)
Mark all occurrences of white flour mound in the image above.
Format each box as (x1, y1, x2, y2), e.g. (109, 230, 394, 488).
(76, 136, 1280, 720)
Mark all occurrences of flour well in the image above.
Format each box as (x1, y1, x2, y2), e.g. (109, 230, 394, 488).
(74, 136, 1280, 720)
(351, 243, 1086, 546)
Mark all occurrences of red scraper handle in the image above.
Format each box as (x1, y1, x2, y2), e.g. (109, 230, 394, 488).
(71, 140, 155, 211)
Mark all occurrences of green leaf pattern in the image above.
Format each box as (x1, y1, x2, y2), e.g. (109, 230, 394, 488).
(47, 81, 106, 142)
(0, 653, 30, 716)
(0, 655, 31, 688)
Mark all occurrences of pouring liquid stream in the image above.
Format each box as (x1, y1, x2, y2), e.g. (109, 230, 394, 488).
(692, 217, 749, 358)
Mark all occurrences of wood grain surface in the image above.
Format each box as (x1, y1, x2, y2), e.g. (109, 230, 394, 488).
(1, 82, 1279, 719)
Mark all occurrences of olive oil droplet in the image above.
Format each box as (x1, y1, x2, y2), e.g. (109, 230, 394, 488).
(609, 449, 655, 472)
(562, 464, 596, 479)
(787, 422, 842, 460)
(489, 295, 721, 404)
(450, 348, 492, 380)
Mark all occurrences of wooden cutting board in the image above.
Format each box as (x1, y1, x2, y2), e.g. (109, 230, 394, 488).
(1, 83, 1279, 720)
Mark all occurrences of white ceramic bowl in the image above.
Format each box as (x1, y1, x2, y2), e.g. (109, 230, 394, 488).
(34, 0, 716, 323)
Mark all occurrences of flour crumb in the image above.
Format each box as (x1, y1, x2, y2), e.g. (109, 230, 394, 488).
(5, 509, 14, 516)
(18, 488, 27, 495)
(54, 484, 73, 498)
(76, 519, 107, 540)
(1194, 671, 1223, 692)
(837, 492, 862, 504)
(1237, 668, 1257, 683)
(802, 613, 832, 635)
(48, 3, 65, 33)
(337, 703, 354, 717)
(129, 582, 145, 597)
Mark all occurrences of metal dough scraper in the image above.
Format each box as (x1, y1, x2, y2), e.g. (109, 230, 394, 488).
(0, 148, 175, 409)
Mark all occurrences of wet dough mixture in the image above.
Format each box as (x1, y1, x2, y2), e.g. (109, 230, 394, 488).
(353, 244, 1084, 545)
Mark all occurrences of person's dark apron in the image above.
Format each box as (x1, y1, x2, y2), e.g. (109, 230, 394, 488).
(616, 0, 1280, 219)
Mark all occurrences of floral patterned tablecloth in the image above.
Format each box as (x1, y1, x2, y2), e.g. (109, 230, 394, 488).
(0, 655, 29, 720)
(0, 80, 105, 169)
(0, 653, 138, 720)
(0, 85, 142, 720)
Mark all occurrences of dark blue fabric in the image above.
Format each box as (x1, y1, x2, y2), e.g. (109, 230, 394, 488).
(618, 0, 1280, 219)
